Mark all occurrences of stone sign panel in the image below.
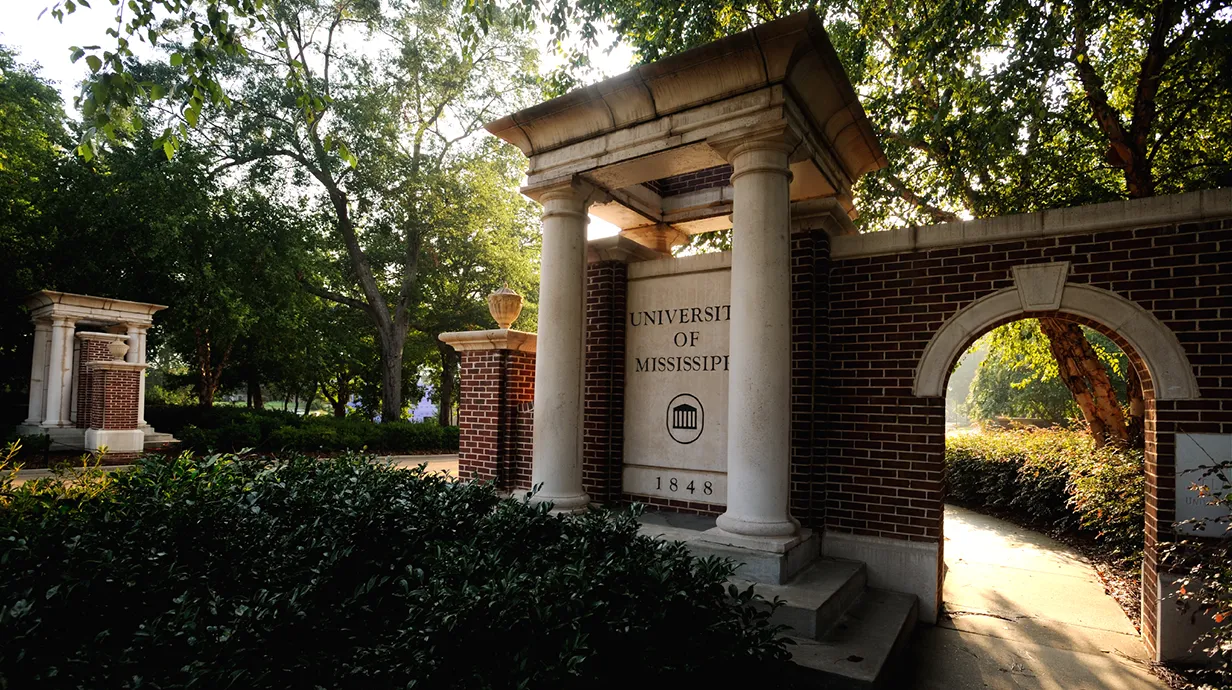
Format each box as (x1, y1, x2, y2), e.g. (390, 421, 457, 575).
(1175, 434, 1232, 537)
(623, 252, 731, 504)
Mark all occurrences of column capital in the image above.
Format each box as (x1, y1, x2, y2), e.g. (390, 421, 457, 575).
(526, 176, 609, 215)
(709, 124, 802, 164)
(31, 318, 54, 332)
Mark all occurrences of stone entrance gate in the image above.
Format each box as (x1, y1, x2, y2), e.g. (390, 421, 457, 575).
(441, 9, 1232, 664)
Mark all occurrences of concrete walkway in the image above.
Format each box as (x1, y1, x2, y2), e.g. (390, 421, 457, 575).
(908, 505, 1163, 689)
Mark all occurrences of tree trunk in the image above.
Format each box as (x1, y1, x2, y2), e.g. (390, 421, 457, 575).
(248, 373, 264, 410)
(437, 343, 456, 426)
(1126, 364, 1145, 447)
(1038, 318, 1130, 448)
(378, 327, 406, 423)
(302, 381, 318, 418)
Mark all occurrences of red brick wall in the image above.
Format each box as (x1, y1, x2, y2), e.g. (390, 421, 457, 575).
(824, 217, 1232, 651)
(455, 349, 535, 491)
(75, 339, 113, 428)
(583, 260, 628, 504)
(86, 367, 140, 430)
(791, 231, 830, 529)
(644, 165, 732, 198)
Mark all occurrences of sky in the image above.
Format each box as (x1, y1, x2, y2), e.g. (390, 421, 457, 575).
(2, 0, 632, 237)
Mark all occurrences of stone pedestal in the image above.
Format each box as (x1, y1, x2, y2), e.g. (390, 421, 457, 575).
(439, 329, 537, 491)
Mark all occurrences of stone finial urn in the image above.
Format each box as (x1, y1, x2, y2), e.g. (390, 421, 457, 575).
(487, 286, 524, 329)
(109, 338, 130, 361)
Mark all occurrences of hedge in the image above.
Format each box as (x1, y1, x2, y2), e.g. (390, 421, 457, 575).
(0, 452, 793, 688)
(945, 428, 1145, 561)
(145, 405, 459, 454)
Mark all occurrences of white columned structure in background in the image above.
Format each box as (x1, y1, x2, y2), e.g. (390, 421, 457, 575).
(24, 320, 52, 426)
(127, 324, 151, 429)
(41, 316, 75, 428)
(710, 131, 801, 548)
(530, 181, 595, 513)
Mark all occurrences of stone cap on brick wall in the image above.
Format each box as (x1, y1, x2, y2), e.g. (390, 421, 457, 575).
(832, 187, 1232, 259)
(439, 329, 537, 353)
(85, 361, 147, 373)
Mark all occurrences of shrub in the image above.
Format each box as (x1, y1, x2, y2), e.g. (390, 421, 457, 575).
(0, 452, 790, 688)
(945, 428, 1144, 561)
(145, 405, 459, 454)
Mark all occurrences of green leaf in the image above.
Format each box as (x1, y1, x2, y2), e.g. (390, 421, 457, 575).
(70, 47, 85, 63)
(170, 53, 183, 67)
(85, 55, 102, 73)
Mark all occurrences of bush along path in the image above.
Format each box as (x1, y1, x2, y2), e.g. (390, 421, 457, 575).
(945, 427, 1145, 564)
(0, 452, 796, 689)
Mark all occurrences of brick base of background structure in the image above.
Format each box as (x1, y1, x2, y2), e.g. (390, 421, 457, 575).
(455, 349, 534, 491)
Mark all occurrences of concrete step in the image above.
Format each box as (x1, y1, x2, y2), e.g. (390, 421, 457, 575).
(735, 558, 867, 639)
(786, 588, 919, 689)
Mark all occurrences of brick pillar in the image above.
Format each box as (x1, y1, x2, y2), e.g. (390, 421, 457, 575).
(584, 236, 667, 506)
(439, 329, 537, 492)
(75, 333, 118, 429)
(82, 335, 147, 458)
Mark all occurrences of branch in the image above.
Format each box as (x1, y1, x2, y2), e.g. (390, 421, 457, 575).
(885, 173, 962, 223)
(298, 275, 371, 313)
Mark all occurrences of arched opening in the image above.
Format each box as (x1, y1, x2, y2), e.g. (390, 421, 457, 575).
(915, 275, 1202, 668)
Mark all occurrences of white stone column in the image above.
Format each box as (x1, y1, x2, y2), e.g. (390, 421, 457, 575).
(23, 320, 53, 426)
(712, 132, 800, 546)
(135, 326, 150, 429)
(530, 182, 594, 512)
(41, 316, 75, 428)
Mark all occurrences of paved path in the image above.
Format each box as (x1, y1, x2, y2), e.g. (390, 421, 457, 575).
(8, 454, 458, 487)
(908, 505, 1164, 689)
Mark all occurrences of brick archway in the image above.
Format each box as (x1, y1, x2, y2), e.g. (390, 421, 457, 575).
(914, 279, 1199, 401)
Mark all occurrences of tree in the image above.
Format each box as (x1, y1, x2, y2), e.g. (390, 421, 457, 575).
(139, 0, 540, 421)
(965, 319, 1140, 447)
(0, 45, 71, 400)
(411, 139, 541, 425)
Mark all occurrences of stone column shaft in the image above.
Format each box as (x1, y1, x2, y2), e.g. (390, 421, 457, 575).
(24, 320, 53, 425)
(714, 135, 800, 542)
(530, 184, 593, 512)
(41, 317, 74, 428)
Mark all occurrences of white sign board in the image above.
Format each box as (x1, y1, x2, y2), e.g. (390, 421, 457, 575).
(1175, 433, 1232, 537)
(623, 252, 731, 505)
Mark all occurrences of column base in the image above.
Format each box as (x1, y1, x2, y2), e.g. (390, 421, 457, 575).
(530, 492, 591, 514)
(715, 512, 801, 540)
(698, 526, 806, 554)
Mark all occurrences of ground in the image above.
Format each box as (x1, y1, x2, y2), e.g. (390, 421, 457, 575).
(909, 505, 1163, 689)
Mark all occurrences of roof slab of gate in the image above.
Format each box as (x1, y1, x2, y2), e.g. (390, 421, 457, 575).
(484, 10, 886, 246)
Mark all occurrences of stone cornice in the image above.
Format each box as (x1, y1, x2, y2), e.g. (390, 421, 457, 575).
(439, 329, 537, 353)
(831, 188, 1232, 259)
(26, 290, 167, 326)
(485, 10, 883, 183)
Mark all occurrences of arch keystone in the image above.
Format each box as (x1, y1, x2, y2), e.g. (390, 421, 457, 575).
(1012, 262, 1070, 311)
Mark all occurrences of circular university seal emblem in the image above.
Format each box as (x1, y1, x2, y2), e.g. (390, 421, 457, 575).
(665, 393, 704, 445)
